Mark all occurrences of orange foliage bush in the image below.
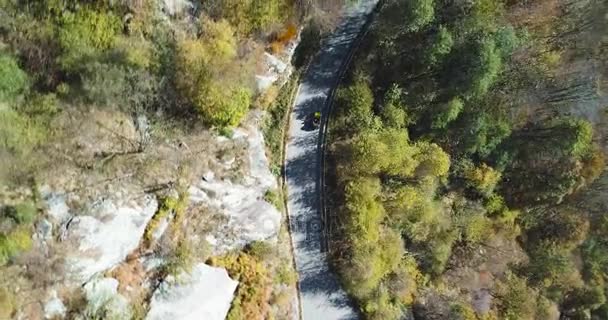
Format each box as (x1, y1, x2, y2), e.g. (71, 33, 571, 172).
(269, 23, 298, 54)
(209, 253, 271, 320)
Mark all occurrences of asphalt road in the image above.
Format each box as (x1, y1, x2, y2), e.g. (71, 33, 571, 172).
(285, 1, 377, 319)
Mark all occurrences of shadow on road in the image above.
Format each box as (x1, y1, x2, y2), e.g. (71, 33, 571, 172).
(284, 1, 379, 319)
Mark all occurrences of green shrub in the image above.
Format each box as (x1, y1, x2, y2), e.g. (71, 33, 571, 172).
(58, 7, 122, 71)
(194, 82, 251, 127)
(263, 73, 299, 169)
(275, 261, 297, 286)
(263, 189, 283, 211)
(0, 226, 33, 266)
(363, 286, 404, 320)
(0, 53, 28, 103)
(202, 0, 287, 35)
(16, 93, 59, 119)
(81, 62, 158, 110)
(112, 36, 155, 69)
(197, 18, 238, 63)
(145, 194, 189, 244)
(494, 272, 539, 320)
(0, 109, 46, 155)
(450, 302, 478, 320)
(484, 193, 506, 215)
(0, 288, 15, 319)
(5, 201, 38, 224)
(246, 240, 274, 260)
(57, 7, 122, 70)
(164, 239, 196, 276)
(417, 230, 456, 275)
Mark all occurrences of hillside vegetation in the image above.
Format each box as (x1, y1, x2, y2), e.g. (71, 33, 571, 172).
(329, 0, 608, 319)
(0, 0, 349, 319)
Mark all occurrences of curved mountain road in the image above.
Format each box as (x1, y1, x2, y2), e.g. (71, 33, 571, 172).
(285, 1, 378, 319)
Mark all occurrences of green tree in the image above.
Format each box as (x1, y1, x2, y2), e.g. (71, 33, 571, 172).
(336, 79, 376, 134)
(523, 243, 580, 298)
(562, 285, 606, 317)
(404, 0, 435, 32)
(463, 162, 502, 196)
(413, 142, 450, 178)
(494, 272, 538, 320)
(0, 54, 28, 103)
(351, 129, 449, 179)
(466, 0, 505, 33)
(342, 177, 389, 297)
(501, 118, 593, 204)
(426, 25, 454, 66)
(527, 208, 589, 251)
(468, 37, 502, 99)
(380, 85, 409, 129)
(457, 111, 511, 156)
(174, 18, 251, 126)
(431, 97, 463, 129)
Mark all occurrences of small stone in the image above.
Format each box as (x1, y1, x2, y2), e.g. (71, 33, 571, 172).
(44, 290, 66, 319)
(36, 219, 53, 241)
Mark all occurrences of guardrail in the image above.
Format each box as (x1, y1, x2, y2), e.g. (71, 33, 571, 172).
(319, 0, 385, 253)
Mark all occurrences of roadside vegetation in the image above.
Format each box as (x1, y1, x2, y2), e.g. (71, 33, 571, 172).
(329, 0, 607, 319)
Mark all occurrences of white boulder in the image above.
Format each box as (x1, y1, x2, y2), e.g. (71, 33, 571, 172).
(82, 277, 131, 319)
(44, 290, 66, 319)
(41, 189, 71, 223)
(62, 195, 158, 281)
(146, 263, 238, 320)
(161, 0, 193, 16)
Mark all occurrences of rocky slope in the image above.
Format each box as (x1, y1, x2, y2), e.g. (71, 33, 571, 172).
(1, 1, 302, 319)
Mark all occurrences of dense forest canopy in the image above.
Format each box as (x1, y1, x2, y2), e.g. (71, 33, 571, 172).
(0, 0, 607, 319)
(329, 0, 608, 319)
